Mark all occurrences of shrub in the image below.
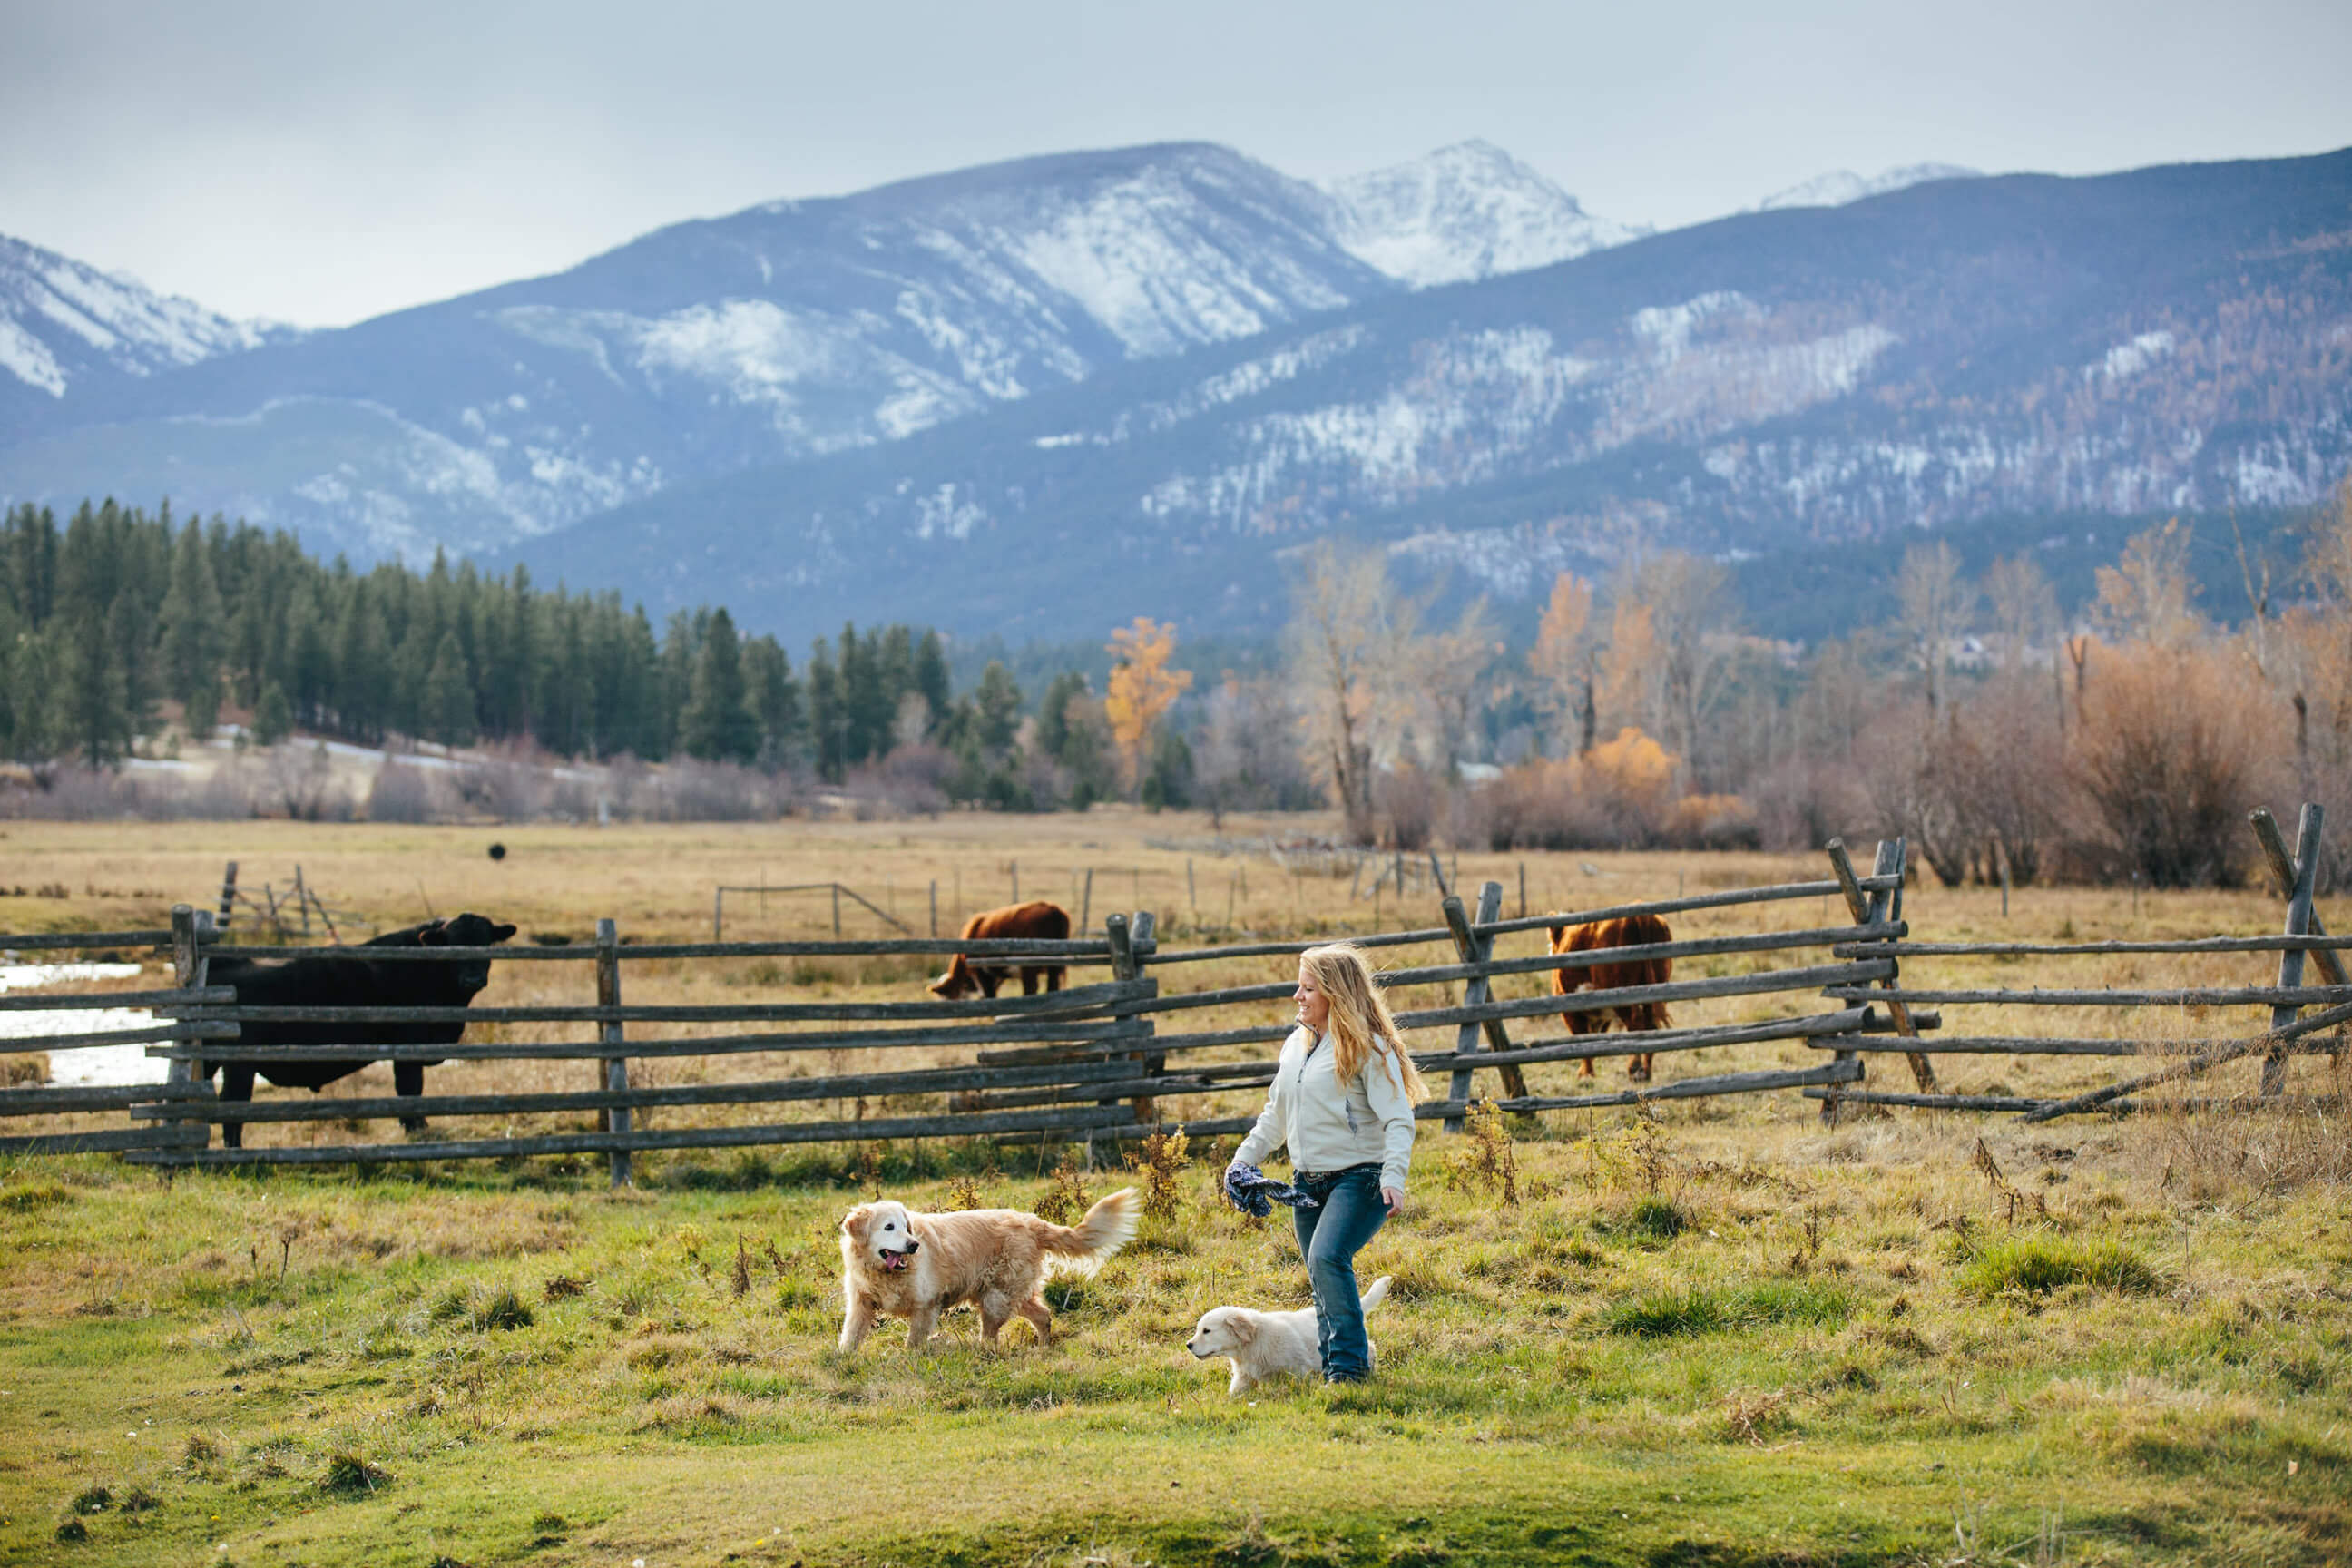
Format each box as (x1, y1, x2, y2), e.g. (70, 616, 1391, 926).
(318, 1452, 390, 1494)
(1034, 1154, 1088, 1227)
(2070, 642, 2277, 886)
(365, 759, 438, 822)
(1958, 1235, 2161, 1298)
(1626, 1195, 1687, 1240)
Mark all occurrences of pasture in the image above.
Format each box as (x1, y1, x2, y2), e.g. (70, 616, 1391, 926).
(2, 811, 2347, 1565)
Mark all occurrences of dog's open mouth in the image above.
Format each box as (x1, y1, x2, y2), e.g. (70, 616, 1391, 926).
(879, 1248, 914, 1272)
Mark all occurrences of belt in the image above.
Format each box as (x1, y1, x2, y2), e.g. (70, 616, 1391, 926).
(1293, 1161, 1379, 1188)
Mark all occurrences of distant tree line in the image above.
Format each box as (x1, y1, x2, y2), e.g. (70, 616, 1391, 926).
(0, 500, 953, 769)
(0, 499, 1248, 815)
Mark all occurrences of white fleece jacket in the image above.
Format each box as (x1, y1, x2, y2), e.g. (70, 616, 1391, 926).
(1233, 1026, 1417, 1193)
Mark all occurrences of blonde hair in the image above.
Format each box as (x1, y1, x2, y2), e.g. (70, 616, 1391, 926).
(1299, 943, 1427, 1101)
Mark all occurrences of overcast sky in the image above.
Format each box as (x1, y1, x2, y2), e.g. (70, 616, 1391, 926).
(6, 0, 2349, 327)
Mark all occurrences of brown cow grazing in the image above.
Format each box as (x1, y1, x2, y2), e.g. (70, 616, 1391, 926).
(1547, 913, 1673, 1081)
(928, 901, 1071, 999)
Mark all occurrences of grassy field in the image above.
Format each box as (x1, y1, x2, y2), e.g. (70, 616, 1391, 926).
(2, 811, 2347, 1564)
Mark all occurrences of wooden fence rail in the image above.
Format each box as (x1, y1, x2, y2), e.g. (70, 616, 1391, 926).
(4, 810, 2342, 1170)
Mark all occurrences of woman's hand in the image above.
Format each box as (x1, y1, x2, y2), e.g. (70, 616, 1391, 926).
(1380, 1185, 1403, 1216)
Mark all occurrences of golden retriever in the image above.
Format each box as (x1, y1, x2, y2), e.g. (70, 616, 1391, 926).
(838, 1187, 1138, 1352)
(1185, 1276, 1391, 1395)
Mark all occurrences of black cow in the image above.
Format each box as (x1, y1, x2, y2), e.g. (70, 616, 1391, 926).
(199, 913, 517, 1147)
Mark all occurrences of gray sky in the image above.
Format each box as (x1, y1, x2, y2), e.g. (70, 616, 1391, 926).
(7, 0, 2349, 327)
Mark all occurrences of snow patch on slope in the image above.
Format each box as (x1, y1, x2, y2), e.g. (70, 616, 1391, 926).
(1322, 141, 1641, 288)
(2091, 330, 2176, 383)
(998, 162, 1355, 356)
(1755, 162, 1982, 211)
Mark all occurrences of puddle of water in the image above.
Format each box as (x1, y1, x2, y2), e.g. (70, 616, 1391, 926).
(0, 962, 172, 1087)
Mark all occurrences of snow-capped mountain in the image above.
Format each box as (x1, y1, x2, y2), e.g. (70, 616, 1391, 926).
(1320, 140, 1641, 289)
(0, 233, 300, 413)
(1754, 162, 1982, 211)
(0, 143, 1397, 557)
(502, 148, 2352, 647)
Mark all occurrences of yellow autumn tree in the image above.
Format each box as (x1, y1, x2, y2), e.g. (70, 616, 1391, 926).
(1527, 572, 1597, 754)
(1105, 617, 1193, 791)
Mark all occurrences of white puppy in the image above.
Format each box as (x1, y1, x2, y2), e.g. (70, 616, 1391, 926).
(1185, 1276, 1391, 1395)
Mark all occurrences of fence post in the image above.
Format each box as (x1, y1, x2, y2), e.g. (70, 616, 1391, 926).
(2249, 808, 2347, 989)
(1081, 868, 1094, 936)
(832, 883, 842, 938)
(1094, 913, 1150, 1143)
(216, 863, 238, 931)
(1442, 881, 1522, 1131)
(167, 904, 201, 1091)
(597, 917, 631, 1188)
(929, 880, 938, 938)
(712, 887, 722, 942)
(1128, 911, 1163, 1124)
(1825, 838, 1935, 1095)
(2260, 803, 2324, 1096)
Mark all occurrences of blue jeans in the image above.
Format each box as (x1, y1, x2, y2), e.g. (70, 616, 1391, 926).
(1291, 1163, 1387, 1382)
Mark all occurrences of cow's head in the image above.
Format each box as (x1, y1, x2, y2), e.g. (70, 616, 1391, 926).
(840, 1201, 920, 1275)
(927, 956, 978, 999)
(420, 913, 517, 994)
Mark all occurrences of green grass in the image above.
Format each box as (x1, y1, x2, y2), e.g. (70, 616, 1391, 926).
(1604, 1279, 1856, 1337)
(0, 1119, 2346, 1567)
(1956, 1234, 2164, 1298)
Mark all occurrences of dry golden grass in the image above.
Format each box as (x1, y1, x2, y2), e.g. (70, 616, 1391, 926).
(0, 807, 2346, 1564)
(3, 809, 2345, 1151)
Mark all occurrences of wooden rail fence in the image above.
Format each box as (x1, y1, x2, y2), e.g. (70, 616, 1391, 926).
(0, 808, 2342, 1177)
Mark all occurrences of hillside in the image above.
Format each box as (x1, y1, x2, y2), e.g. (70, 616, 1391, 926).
(494, 148, 2352, 644)
(0, 142, 1645, 564)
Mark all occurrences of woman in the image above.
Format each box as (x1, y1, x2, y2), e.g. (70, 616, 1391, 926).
(1229, 942, 1425, 1384)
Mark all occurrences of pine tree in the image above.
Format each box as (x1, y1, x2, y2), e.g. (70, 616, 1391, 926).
(158, 516, 226, 738)
(333, 588, 391, 742)
(743, 635, 804, 767)
(681, 607, 759, 762)
(839, 622, 887, 765)
(252, 679, 294, 747)
(913, 630, 952, 737)
(973, 661, 1024, 753)
(422, 632, 475, 747)
(1036, 671, 1087, 760)
(806, 638, 843, 779)
(58, 609, 129, 766)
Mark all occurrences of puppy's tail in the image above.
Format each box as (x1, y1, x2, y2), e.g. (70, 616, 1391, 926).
(1041, 1187, 1139, 1277)
(1359, 1275, 1393, 1314)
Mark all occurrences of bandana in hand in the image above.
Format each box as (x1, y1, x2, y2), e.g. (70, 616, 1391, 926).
(1224, 1161, 1319, 1219)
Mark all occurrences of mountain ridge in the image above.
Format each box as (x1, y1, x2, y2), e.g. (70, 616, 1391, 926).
(486, 145, 2352, 645)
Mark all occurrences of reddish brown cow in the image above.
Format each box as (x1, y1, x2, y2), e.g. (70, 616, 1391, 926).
(928, 901, 1071, 999)
(1547, 913, 1673, 1081)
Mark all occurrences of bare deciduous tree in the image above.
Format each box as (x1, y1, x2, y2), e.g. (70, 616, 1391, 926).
(1412, 598, 1498, 779)
(2093, 517, 2202, 647)
(1897, 541, 1976, 716)
(1285, 542, 1412, 844)
(1983, 554, 2058, 671)
(1625, 552, 1736, 779)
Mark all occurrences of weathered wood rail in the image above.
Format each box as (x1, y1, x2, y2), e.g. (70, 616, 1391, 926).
(1805, 804, 2349, 1119)
(0, 807, 2341, 1174)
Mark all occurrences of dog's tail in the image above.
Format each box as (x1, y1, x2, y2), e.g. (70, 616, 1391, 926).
(1040, 1187, 1140, 1277)
(1359, 1274, 1393, 1315)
